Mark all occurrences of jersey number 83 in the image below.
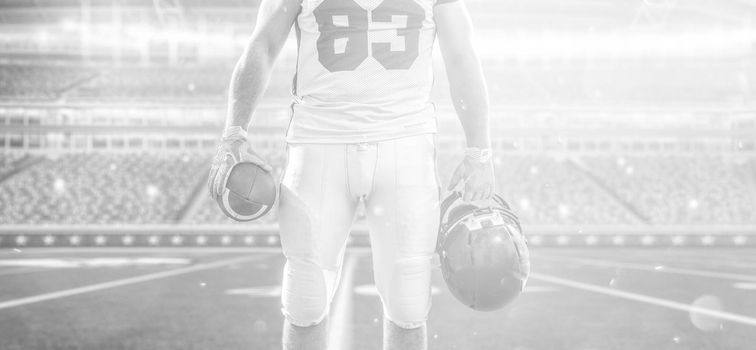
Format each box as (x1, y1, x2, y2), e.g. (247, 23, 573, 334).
(313, 0, 425, 72)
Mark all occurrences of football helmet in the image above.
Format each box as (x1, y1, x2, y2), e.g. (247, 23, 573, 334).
(437, 192, 530, 311)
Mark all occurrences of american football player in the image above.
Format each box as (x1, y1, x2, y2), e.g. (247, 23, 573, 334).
(208, 0, 494, 348)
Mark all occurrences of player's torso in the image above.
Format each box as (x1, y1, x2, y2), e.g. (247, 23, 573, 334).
(289, 0, 440, 143)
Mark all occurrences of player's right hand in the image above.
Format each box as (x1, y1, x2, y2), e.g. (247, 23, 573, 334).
(447, 155, 495, 202)
(207, 128, 272, 201)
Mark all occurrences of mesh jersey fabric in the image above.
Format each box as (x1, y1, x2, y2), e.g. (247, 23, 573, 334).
(287, 0, 457, 143)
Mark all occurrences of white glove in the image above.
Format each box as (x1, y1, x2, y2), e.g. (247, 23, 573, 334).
(207, 126, 272, 200)
(447, 147, 495, 202)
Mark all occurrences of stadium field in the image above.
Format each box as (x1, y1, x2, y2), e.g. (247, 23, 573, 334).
(0, 245, 753, 350)
(1, 1, 755, 348)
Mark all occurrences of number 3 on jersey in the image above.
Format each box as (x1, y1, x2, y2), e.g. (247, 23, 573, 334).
(313, 0, 425, 72)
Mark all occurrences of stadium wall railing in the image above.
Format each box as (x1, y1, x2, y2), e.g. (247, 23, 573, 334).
(1, 224, 755, 248)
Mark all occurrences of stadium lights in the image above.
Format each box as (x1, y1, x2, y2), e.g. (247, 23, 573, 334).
(475, 29, 754, 60)
(60, 19, 78, 32)
(122, 24, 239, 46)
(124, 24, 153, 40)
(518, 198, 531, 210)
(146, 185, 159, 198)
(558, 205, 570, 219)
(24, 22, 755, 61)
(53, 179, 66, 194)
(154, 28, 196, 42)
(35, 30, 49, 44)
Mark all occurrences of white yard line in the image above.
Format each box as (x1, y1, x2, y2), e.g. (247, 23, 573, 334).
(530, 272, 756, 328)
(539, 254, 756, 283)
(0, 255, 257, 311)
(328, 254, 358, 350)
(658, 251, 756, 267)
(541, 250, 756, 267)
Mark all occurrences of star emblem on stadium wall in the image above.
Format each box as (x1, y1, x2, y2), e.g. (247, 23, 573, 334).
(69, 235, 81, 246)
(612, 236, 625, 246)
(15, 235, 28, 246)
(556, 235, 570, 246)
(171, 235, 184, 245)
(122, 235, 135, 246)
(196, 236, 208, 245)
(733, 235, 748, 246)
(220, 235, 232, 245)
(671, 235, 686, 246)
(148, 236, 160, 246)
(700, 235, 716, 246)
(244, 236, 255, 245)
(94, 235, 107, 246)
(266, 235, 279, 246)
(585, 236, 599, 246)
(641, 235, 656, 246)
(43, 235, 56, 246)
(528, 235, 543, 246)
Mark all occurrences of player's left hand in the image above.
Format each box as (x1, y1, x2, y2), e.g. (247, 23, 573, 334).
(448, 156, 495, 202)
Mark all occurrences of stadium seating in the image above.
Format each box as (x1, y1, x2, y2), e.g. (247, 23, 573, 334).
(437, 153, 643, 225)
(582, 155, 756, 224)
(0, 153, 31, 179)
(69, 67, 230, 101)
(1, 151, 755, 225)
(0, 60, 311, 102)
(0, 153, 207, 224)
(497, 155, 644, 225)
(0, 65, 96, 100)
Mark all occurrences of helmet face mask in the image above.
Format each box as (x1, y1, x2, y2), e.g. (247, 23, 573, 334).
(437, 193, 530, 311)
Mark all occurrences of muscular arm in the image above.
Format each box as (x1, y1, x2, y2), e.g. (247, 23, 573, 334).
(226, 0, 301, 129)
(208, 0, 300, 200)
(436, 1, 495, 201)
(435, 0, 491, 148)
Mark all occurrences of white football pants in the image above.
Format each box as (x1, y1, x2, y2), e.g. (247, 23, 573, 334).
(278, 134, 440, 329)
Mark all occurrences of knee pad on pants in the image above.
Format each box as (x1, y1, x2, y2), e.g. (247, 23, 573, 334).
(379, 256, 433, 329)
(281, 258, 340, 327)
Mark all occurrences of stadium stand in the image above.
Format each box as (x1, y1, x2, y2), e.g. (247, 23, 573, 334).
(0, 153, 24, 177)
(61, 64, 294, 101)
(3, 150, 754, 226)
(69, 67, 231, 101)
(0, 65, 96, 100)
(435, 152, 642, 225)
(0, 60, 754, 226)
(0, 153, 207, 224)
(581, 155, 756, 225)
(0, 153, 37, 180)
(497, 155, 644, 225)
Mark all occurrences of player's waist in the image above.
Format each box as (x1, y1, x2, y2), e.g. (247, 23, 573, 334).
(286, 104, 438, 144)
(291, 99, 433, 117)
(285, 126, 438, 144)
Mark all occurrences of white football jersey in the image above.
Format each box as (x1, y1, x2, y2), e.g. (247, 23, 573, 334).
(287, 0, 456, 143)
